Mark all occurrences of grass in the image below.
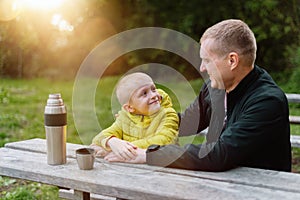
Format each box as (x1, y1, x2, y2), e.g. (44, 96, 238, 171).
(0, 76, 203, 146)
(0, 78, 81, 146)
(0, 77, 300, 198)
(0, 176, 59, 200)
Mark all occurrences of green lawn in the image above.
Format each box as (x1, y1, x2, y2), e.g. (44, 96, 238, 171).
(0, 77, 204, 147)
(0, 78, 81, 146)
(0, 77, 300, 199)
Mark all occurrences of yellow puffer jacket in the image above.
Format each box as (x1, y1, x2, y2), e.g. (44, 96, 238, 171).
(92, 89, 179, 150)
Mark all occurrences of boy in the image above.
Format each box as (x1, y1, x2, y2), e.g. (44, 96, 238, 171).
(90, 72, 179, 160)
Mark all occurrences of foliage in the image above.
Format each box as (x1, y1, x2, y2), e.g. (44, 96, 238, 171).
(0, 176, 59, 200)
(0, 0, 300, 82)
(292, 148, 300, 173)
(122, 0, 300, 77)
(285, 46, 300, 93)
(242, 0, 300, 72)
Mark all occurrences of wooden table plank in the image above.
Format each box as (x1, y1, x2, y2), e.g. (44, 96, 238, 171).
(4, 138, 300, 194)
(4, 138, 83, 158)
(1, 147, 300, 200)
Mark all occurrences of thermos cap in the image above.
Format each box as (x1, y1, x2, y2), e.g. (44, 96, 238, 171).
(44, 93, 66, 114)
(47, 93, 64, 106)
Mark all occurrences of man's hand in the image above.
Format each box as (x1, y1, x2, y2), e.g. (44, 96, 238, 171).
(104, 148, 147, 163)
(107, 137, 137, 160)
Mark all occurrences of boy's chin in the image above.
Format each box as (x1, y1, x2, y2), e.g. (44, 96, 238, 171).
(148, 105, 161, 115)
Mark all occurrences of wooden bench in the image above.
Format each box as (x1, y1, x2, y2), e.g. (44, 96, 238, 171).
(286, 93, 300, 124)
(2, 138, 300, 200)
(286, 93, 300, 147)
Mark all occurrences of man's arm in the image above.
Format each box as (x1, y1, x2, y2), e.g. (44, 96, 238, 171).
(146, 94, 290, 172)
(178, 84, 210, 136)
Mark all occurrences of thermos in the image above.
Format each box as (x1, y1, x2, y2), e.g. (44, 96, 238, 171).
(44, 93, 67, 165)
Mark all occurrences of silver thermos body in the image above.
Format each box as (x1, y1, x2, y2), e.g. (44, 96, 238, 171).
(44, 93, 67, 165)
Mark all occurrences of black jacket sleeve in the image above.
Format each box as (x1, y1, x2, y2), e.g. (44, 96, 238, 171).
(178, 83, 211, 136)
(146, 92, 290, 172)
(146, 143, 235, 172)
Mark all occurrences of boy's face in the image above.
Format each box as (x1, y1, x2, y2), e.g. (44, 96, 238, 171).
(128, 83, 161, 115)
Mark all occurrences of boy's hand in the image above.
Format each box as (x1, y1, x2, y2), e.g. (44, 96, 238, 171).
(104, 148, 146, 163)
(89, 144, 109, 157)
(107, 137, 137, 160)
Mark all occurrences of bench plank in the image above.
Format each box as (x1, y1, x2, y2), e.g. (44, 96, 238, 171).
(1, 147, 300, 200)
(291, 135, 300, 148)
(290, 116, 300, 124)
(286, 93, 300, 103)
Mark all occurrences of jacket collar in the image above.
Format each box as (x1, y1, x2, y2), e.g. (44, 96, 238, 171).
(227, 65, 260, 107)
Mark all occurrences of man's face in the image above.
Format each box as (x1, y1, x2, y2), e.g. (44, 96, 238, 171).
(199, 39, 228, 90)
(129, 83, 161, 115)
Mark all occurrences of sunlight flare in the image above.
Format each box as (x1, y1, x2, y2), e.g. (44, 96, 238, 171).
(0, 0, 21, 21)
(21, 0, 64, 10)
(51, 13, 73, 32)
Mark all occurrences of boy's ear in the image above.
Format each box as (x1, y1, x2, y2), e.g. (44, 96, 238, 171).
(123, 104, 135, 113)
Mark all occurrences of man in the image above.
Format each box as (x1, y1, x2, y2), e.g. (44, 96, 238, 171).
(105, 19, 291, 172)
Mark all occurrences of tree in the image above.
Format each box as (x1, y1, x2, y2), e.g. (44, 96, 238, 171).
(121, 0, 300, 74)
(0, 0, 299, 81)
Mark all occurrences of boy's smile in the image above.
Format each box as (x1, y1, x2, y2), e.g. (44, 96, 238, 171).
(127, 83, 161, 116)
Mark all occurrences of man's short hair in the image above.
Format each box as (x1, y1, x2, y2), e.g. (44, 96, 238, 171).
(200, 19, 257, 66)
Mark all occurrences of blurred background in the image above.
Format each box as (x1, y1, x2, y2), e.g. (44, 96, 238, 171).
(0, 0, 299, 88)
(1, 1, 300, 198)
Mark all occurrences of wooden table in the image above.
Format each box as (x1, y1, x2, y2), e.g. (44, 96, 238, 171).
(1, 138, 300, 200)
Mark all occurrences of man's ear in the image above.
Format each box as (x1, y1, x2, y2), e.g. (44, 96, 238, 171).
(123, 104, 135, 113)
(228, 52, 239, 70)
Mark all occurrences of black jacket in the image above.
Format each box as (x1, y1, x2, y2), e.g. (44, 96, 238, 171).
(146, 65, 291, 172)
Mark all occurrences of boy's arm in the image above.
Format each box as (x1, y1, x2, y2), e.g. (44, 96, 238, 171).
(91, 121, 123, 150)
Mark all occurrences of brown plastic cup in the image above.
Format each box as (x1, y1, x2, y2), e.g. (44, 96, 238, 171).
(76, 148, 95, 170)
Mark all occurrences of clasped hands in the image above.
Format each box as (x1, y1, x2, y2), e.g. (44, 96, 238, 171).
(90, 137, 146, 163)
